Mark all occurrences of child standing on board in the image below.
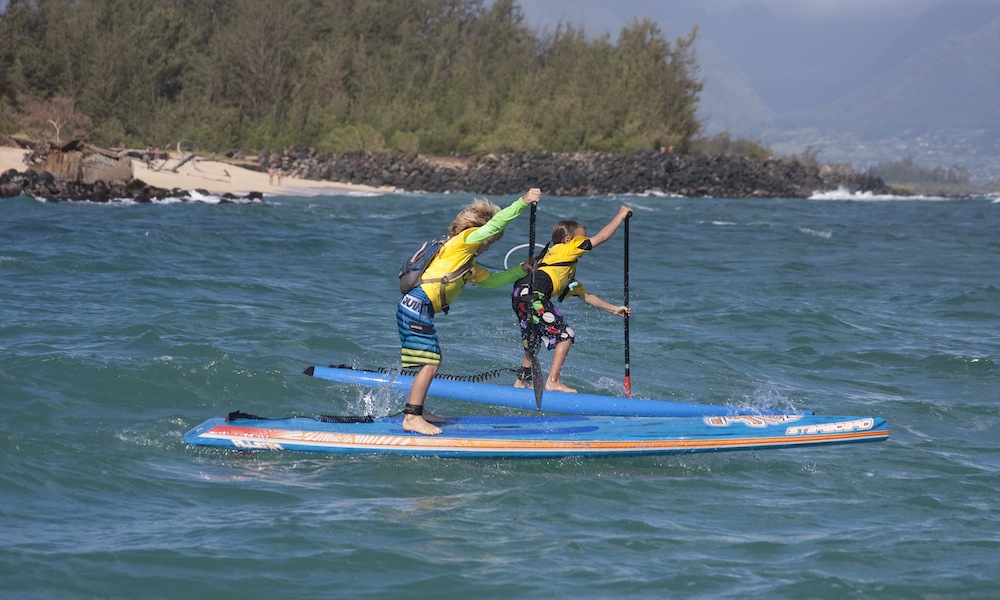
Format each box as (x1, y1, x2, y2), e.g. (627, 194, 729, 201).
(398, 188, 542, 435)
(512, 205, 633, 392)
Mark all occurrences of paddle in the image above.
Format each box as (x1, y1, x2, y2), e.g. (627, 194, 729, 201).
(624, 211, 632, 397)
(527, 203, 544, 409)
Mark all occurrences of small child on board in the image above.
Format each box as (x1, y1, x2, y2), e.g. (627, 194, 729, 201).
(512, 205, 633, 392)
(397, 188, 542, 435)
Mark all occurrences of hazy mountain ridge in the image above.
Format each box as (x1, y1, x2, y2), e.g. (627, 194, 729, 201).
(769, 10, 1000, 178)
(867, 0, 1000, 79)
(790, 15, 1000, 132)
(518, 0, 1000, 179)
(694, 41, 776, 136)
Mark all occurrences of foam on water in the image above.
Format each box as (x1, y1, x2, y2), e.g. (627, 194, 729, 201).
(808, 186, 953, 201)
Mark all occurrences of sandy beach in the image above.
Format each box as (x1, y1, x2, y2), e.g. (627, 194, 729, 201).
(0, 145, 394, 196)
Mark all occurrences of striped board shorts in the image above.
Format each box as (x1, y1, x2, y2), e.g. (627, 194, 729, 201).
(397, 286, 441, 368)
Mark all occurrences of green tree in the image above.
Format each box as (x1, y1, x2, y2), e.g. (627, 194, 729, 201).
(0, 0, 706, 153)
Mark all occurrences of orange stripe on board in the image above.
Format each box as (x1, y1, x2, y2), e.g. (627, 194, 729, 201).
(204, 425, 888, 453)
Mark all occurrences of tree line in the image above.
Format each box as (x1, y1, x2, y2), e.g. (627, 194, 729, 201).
(0, 0, 703, 156)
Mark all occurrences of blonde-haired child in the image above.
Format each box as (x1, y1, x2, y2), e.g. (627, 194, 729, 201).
(397, 188, 542, 435)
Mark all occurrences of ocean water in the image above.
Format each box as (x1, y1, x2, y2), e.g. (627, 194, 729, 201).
(2, 190, 998, 599)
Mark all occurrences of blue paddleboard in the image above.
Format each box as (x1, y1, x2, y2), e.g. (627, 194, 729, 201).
(304, 365, 809, 417)
(184, 412, 889, 458)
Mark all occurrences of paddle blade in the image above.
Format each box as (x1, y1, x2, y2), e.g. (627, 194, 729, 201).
(530, 354, 544, 410)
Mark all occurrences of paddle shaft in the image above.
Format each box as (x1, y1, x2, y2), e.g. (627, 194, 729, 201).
(624, 213, 631, 397)
(528, 204, 538, 260)
(528, 204, 537, 261)
(528, 203, 543, 409)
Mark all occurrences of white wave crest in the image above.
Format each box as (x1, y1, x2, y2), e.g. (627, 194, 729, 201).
(799, 227, 832, 239)
(809, 186, 947, 201)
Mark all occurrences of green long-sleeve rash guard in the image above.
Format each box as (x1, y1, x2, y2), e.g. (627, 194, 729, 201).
(468, 196, 529, 288)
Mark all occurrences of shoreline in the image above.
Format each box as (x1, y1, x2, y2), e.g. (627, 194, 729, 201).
(0, 146, 395, 197)
(5, 144, 938, 199)
(260, 147, 902, 198)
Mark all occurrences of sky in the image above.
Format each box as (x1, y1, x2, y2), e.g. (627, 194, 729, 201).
(0, 0, 979, 115)
(515, 0, 1000, 176)
(518, 0, 952, 30)
(4, 0, 996, 165)
(696, 0, 944, 19)
(514, 0, 993, 116)
(0, 0, 923, 18)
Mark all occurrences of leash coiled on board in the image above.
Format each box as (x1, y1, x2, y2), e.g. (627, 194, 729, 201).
(329, 364, 518, 383)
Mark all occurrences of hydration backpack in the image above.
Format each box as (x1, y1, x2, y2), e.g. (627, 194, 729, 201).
(398, 235, 475, 303)
(399, 236, 447, 294)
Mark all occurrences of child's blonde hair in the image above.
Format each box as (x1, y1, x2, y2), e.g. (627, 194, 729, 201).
(449, 197, 502, 241)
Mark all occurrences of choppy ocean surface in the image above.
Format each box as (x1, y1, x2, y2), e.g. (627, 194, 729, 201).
(2, 190, 998, 599)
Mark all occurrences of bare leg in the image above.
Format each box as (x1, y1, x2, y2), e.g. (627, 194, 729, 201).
(402, 364, 443, 435)
(545, 339, 576, 392)
(513, 353, 533, 388)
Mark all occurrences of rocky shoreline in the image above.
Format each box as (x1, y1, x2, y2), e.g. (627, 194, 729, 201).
(258, 148, 901, 198)
(2, 143, 900, 201)
(0, 140, 266, 202)
(0, 167, 263, 203)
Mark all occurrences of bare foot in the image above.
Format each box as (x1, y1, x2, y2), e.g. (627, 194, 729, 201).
(545, 381, 577, 393)
(513, 379, 532, 389)
(403, 414, 442, 435)
(422, 409, 446, 424)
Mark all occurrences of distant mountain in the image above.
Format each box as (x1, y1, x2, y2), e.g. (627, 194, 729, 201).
(787, 13, 1000, 135)
(516, 0, 1000, 179)
(694, 41, 775, 136)
(863, 0, 1000, 81)
(765, 9, 1000, 179)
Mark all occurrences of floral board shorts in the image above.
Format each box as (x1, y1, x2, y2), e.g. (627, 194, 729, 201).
(512, 283, 575, 355)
